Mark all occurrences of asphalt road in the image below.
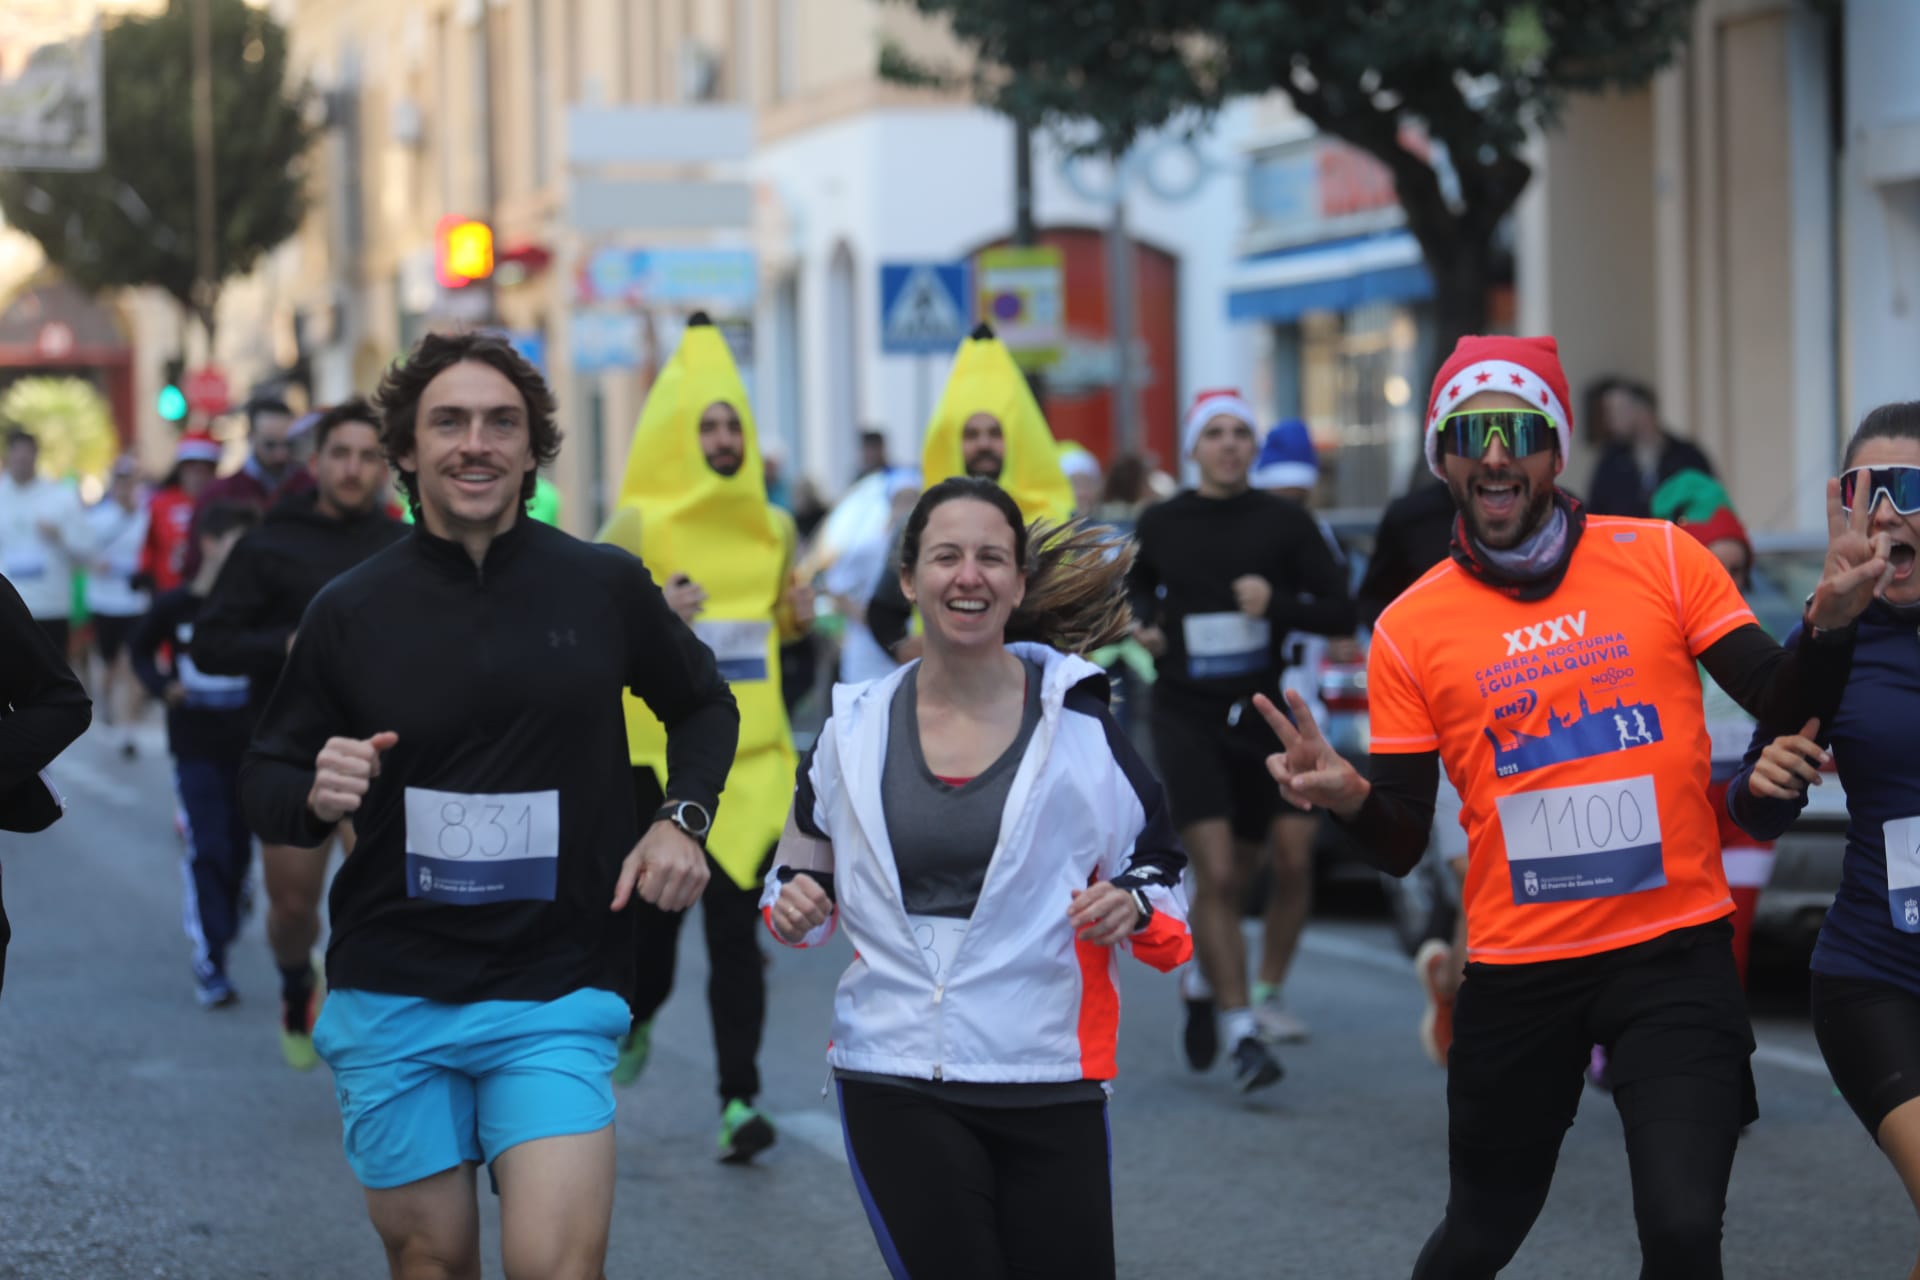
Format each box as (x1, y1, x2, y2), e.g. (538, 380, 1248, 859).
(0, 722, 1910, 1278)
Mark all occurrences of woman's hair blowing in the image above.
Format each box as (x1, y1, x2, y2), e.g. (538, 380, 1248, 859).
(899, 477, 1135, 655)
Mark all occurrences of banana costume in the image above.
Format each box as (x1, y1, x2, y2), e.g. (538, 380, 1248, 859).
(921, 324, 1075, 524)
(599, 318, 796, 890)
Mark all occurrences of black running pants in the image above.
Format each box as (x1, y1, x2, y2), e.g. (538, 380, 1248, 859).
(1412, 921, 1755, 1280)
(837, 1078, 1114, 1280)
(627, 766, 769, 1106)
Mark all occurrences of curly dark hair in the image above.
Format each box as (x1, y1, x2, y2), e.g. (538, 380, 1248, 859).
(373, 331, 562, 518)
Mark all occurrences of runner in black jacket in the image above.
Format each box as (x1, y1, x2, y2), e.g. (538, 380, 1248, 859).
(191, 398, 410, 1067)
(0, 570, 91, 1000)
(240, 331, 738, 1279)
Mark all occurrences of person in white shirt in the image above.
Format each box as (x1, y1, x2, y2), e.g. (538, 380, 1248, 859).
(0, 428, 91, 658)
(85, 456, 152, 758)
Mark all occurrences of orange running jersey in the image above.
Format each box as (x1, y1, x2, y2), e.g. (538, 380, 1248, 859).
(1369, 517, 1754, 964)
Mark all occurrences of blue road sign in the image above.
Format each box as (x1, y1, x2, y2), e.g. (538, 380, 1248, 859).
(880, 261, 971, 355)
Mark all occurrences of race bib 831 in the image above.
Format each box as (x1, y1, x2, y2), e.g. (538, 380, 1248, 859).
(404, 787, 560, 905)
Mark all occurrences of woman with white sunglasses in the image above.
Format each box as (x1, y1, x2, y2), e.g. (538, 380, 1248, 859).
(1728, 402, 1920, 1278)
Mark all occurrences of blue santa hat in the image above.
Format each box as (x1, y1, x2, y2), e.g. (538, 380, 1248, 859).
(1252, 418, 1318, 491)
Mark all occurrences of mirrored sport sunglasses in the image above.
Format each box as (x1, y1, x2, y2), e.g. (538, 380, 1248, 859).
(1840, 464, 1920, 516)
(1435, 409, 1560, 462)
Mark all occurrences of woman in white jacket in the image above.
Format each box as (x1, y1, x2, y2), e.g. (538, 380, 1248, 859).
(766, 476, 1192, 1280)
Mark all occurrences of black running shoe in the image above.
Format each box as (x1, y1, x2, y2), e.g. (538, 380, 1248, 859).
(719, 1099, 776, 1165)
(1182, 996, 1219, 1071)
(1230, 1035, 1284, 1093)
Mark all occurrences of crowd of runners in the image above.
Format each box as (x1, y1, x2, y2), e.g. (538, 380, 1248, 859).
(0, 312, 1916, 1280)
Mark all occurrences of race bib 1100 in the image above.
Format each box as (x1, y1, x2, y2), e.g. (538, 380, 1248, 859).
(1496, 775, 1667, 904)
(404, 787, 560, 906)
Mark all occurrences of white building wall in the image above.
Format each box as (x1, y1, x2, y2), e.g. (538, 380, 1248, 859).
(754, 102, 1253, 495)
(1843, 0, 1920, 436)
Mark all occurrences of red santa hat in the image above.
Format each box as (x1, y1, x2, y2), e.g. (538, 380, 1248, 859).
(1424, 335, 1574, 480)
(175, 431, 221, 465)
(1182, 388, 1259, 459)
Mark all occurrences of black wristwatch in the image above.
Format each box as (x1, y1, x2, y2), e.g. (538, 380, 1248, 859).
(653, 799, 713, 844)
(1129, 887, 1154, 932)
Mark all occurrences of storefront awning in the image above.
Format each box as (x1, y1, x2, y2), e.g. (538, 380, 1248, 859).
(1227, 231, 1432, 323)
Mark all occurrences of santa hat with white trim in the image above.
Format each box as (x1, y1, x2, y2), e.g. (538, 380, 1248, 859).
(1424, 335, 1574, 480)
(1182, 388, 1259, 458)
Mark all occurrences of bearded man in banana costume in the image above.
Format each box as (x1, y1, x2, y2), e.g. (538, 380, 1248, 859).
(598, 313, 809, 1164)
(868, 322, 1075, 662)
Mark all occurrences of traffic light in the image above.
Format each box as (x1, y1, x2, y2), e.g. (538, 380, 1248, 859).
(157, 357, 187, 423)
(435, 215, 494, 288)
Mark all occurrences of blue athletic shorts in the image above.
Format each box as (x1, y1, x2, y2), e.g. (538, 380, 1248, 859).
(312, 986, 629, 1190)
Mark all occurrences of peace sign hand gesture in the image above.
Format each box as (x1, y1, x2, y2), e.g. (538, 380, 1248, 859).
(1808, 476, 1893, 631)
(1251, 691, 1370, 821)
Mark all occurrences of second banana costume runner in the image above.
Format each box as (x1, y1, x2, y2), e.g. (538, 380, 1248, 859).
(598, 313, 807, 1162)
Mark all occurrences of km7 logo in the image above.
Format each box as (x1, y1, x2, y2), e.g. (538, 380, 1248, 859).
(1503, 611, 1588, 656)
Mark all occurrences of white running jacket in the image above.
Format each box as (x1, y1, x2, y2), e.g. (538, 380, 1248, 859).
(762, 643, 1192, 1084)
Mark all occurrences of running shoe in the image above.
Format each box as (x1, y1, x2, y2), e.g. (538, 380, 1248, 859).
(1182, 995, 1219, 1071)
(1415, 938, 1456, 1067)
(718, 1099, 776, 1164)
(279, 968, 323, 1072)
(611, 1020, 652, 1088)
(1230, 1035, 1285, 1093)
(194, 969, 238, 1009)
(1253, 996, 1311, 1045)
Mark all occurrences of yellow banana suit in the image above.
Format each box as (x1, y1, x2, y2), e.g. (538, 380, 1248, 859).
(599, 318, 797, 889)
(920, 324, 1076, 525)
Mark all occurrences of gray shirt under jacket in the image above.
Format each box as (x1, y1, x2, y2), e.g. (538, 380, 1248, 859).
(836, 659, 1109, 1108)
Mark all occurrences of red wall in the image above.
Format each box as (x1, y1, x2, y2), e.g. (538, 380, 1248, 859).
(973, 228, 1180, 472)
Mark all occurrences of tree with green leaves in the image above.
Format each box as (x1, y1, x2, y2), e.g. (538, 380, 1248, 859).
(882, 1, 1696, 364)
(0, 0, 312, 344)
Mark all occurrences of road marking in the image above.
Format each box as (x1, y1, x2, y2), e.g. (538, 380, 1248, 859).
(770, 1108, 847, 1164)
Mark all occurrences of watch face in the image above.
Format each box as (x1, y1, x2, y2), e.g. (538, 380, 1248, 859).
(677, 802, 711, 836)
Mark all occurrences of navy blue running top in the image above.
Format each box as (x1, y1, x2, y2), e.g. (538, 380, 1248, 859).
(1728, 605, 1920, 996)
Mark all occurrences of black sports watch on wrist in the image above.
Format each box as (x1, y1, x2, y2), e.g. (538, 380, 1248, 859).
(1128, 887, 1154, 932)
(653, 799, 713, 844)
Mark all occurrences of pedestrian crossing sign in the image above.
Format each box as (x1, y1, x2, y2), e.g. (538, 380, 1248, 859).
(880, 262, 972, 354)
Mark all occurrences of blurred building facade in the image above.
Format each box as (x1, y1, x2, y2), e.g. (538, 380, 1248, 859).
(273, 0, 1257, 532)
(1519, 0, 1914, 534)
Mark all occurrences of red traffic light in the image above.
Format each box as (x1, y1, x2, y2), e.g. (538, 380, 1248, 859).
(435, 216, 495, 288)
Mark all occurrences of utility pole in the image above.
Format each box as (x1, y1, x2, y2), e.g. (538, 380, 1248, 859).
(1012, 115, 1045, 404)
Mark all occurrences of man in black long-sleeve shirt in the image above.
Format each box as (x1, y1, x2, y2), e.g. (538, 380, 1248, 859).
(0, 570, 91, 1000)
(241, 333, 738, 1278)
(1127, 390, 1354, 1093)
(193, 397, 408, 1065)
(1253, 334, 1884, 1279)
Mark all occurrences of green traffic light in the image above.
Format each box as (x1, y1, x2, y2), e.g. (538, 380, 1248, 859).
(157, 384, 187, 422)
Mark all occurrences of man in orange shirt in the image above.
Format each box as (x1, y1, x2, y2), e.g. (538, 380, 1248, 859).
(1253, 334, 1891, 1279)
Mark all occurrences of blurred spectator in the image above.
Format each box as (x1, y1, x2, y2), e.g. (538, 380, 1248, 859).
(791, 477, 828, 542)
(1355, 477, 1457, 626)
(140, 432, 221, 596)
(1059, 441, 1103, 515)
(1092, 452, 1157, 531)
(0, 427, 91, 657)
(1584, 378, 1715, 518)
(182, 397, 312, 577)
(857, 428, 889, 479)
(84, 455, 151, 758)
